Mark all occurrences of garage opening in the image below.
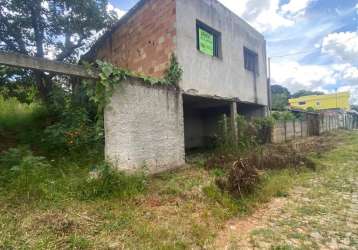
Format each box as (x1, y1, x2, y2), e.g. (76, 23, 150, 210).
(183, 94, 231, 152)
(238, 102, 266, 118)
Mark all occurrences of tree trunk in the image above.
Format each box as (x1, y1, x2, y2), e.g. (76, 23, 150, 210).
(29, 1, 52, 102)
(34, 71, 53, 102)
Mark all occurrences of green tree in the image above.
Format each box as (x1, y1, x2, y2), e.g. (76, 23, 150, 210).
(291, 90, 324, 98)
(0, 0, 117, 101)
(271, 84, 290, 111)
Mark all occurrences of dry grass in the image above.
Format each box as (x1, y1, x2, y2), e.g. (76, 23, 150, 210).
(0, 131, 352, 249)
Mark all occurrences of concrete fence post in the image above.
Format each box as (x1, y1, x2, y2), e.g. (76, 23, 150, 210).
(230, 102, 238, 142)
(301, 119, 303, 137)
(222, 114, 228, 139)
(329, 116, 332, 131)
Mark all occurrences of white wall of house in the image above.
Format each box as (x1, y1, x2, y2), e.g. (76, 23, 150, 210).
(176, 0, 269, 106)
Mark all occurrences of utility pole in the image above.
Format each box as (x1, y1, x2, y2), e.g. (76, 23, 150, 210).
(267, 57, 272, 113)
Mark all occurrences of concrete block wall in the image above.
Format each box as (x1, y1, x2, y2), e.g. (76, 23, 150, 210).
(272, 120, 310, 143)
(271, 123, 285, 143)
(285, 122, 295, 141)
(96, 0, 177, 78)
(271, 114, 348, 144)
(104, 78, 185, 173)
(294, 121, 302, 138)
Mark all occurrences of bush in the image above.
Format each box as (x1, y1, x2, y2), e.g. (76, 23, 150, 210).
(271, 111, 296, 121)
(249, 144, 316, 171)
(43, 107, 102, 153)
(253, 117, 274, 144)
(77, 163, 147, 200)
(216, 158, 260, 197)
(216, 115, 257, 153)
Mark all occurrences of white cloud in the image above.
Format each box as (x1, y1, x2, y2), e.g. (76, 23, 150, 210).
(271, 61, 358, 104)
(321, 32, 358, 63)
(338, 85, 358, 105)
(218, 0, 313, 32)
(251, 0, 295, 32)
(271, 61, 335, 91)
(217, 0, 249, 17)
(106, 3, 126, 19)
(281, 0, 313, 17)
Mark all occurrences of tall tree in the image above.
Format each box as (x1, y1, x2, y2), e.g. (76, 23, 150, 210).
(271, 84, 290, 111)
(0, 0, 117, 101)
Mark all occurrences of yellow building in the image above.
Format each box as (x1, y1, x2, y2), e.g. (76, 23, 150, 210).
(289, 92, 350, 111)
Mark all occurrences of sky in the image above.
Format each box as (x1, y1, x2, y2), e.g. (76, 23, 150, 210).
(109, 0, 358, 104)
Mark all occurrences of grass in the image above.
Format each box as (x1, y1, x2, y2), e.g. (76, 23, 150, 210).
(0, 97, 356, 249)
(0, 154, 337, 249)
(0, 96, 46, 131)
(0, 157, 319, 249)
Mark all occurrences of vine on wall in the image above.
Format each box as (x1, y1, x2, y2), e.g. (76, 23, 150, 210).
(83, 53, 183, 124)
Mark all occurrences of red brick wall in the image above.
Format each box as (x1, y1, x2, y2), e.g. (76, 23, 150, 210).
(96, 0, 176, 78)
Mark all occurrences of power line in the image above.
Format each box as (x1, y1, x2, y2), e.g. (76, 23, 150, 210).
(269, 34, 357, 59)
(270, 49, 317, 58)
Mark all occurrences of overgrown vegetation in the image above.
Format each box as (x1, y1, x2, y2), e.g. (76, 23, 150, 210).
(0, 146, 147, 203)
(0, 93, 349, 248)
(205, 114, 332, 198)
(0, 0, 349, 247)
(215, 115, 274, 154)
(0, 95, 46, 131)
(164, 54, 183, 85)
(0, 92, 147, 204)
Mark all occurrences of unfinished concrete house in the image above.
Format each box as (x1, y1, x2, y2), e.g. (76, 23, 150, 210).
(85, 0, 269, 173)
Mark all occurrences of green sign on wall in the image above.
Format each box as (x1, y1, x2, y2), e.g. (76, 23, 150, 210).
(198, 28, 214, 56)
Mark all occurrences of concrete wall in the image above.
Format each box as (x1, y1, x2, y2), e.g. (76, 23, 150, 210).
(176, 0, 268, 105)
(272, 120, 309, 144)
(271, 114, 348, 144)
(104, 78, 185, 173)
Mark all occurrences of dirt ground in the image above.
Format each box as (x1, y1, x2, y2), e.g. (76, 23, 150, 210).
(215, 134, 358, 250)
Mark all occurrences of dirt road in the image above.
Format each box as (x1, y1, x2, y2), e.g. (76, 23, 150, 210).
(215, 133, 358, 249)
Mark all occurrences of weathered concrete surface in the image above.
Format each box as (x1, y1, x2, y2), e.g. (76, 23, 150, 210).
(104, 79, 185, 173)
(0, 52, 98, 79)
(176, 0, 268, 105)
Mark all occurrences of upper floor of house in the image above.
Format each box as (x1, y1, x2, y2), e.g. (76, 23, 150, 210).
(85, 0, 269, 106)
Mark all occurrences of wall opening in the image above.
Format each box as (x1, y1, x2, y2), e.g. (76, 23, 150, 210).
(238, 102, 266, 119)
(183, 94, 230, 153)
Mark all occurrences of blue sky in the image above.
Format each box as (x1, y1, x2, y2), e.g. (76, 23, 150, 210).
(109, 0, 358, 104)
